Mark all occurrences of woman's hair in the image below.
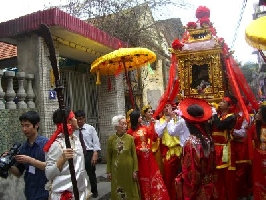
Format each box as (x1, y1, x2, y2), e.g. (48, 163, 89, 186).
(186, 122, 213, 150)
(112, 115, 126, 127)
(130, 110, 141, 130)
(74, 110, 86, 118)
(141, 105, 152, 116)
(223, 93, 238, 106)
(52, 108, 71, 124)
(187, 104, 204, 117)
(260, 105, 266, 123)
(256, 105, 266, 141)
(185, 104, 213, 150)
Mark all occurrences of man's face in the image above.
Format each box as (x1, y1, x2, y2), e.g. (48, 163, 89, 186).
(219, 100, 229, 110)
(164, 104, 172, 115)
(21, 120, 38, 138)
(76, 116, 86, 128)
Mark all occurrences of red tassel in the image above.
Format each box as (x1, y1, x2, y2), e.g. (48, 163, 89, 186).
(115, 63, 123, 76)
(108, 76, 112, 91)
(118, 42, 122, 49)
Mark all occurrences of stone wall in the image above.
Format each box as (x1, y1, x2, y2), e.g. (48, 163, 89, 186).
(0, 109, 37, 153)
(0, 175, 25, 200)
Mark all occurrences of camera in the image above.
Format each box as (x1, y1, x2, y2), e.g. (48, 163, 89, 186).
(0, 143, 22, 178)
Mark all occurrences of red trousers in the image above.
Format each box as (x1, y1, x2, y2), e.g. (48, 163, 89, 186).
(236, 163, 252, 198)
(163, 155, 180, 200)
(215, 168, 237, 200)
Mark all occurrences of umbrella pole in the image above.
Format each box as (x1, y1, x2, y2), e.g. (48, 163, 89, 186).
(122, 59, 135, 109)
(259, 50, 266, 63)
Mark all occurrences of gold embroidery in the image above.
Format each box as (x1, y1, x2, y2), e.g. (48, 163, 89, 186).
(260, 128, 266, 150)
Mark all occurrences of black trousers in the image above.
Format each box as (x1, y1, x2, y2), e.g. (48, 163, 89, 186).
(85, 150, 98, 194)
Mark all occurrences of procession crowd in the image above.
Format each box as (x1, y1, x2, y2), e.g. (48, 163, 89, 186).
(3, 94, 266, 200)
(107, 95, 266, 200)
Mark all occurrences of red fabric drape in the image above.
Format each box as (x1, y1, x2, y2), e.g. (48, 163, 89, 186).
(228, 56, 259, 111)
(153, 54, 177, 118)
(169, 79, 180, 102)
(221, 44, 250, 123)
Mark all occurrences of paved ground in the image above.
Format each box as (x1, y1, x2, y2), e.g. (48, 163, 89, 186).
(87, 163, 111, 200)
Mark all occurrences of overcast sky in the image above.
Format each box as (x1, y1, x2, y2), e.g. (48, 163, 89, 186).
(0, 0, 259, 63)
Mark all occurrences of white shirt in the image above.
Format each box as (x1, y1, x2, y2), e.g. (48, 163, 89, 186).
(167, 118, 190, 147)
(45, 134, 87, 194)
(74, 123, 101, 151)
(154, 117, 190, 147)
(154, 119, 168, 138)
(233, 112, 249, 138)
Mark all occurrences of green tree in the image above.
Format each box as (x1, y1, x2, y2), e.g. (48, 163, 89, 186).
(241, 62, 258, 84)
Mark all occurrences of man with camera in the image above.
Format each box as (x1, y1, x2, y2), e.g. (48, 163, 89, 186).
(8, 111, 49, 200)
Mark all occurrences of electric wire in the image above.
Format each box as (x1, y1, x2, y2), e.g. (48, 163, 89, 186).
(230, 0, 248, 49)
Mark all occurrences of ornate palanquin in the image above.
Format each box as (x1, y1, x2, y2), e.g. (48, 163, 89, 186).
(171, 47, 224, 101)
(169, 15, 224, 102)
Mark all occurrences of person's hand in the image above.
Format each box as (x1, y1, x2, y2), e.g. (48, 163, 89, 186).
(169, 111, 176, 119)
(211, 107, 217, 116)
(232, 130, 244, 139)
(133, 171, 138, 180)
(61, 148, 74, 162)
(2, 151, 9, 157)
(165, 115, 171, 122)
(150, 118, 156, 123)
(15, 155, 33, 164)
(91, 151, 98, 166)
(107, 173, 111, 180)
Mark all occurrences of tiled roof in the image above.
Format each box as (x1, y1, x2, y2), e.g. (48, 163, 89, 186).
(0, 8, 127, 50)
(0, 42, 17, 60)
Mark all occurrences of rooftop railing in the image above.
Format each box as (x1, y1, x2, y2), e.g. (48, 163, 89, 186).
(0, 70, 35, 109)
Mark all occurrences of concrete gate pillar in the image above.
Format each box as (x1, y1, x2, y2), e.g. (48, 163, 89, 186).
(97, 74, 125, 161)
(16, 34, 59, 137)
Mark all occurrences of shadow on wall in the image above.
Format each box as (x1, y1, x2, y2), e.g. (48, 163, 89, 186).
(0, 175, 25, 200)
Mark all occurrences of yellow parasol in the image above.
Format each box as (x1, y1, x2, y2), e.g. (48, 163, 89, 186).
(91, 47, 156, 78)
(90, 47, 157, 108)
(245, 16, 266, 50)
